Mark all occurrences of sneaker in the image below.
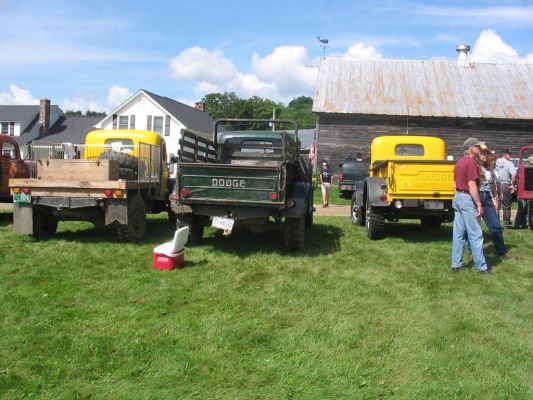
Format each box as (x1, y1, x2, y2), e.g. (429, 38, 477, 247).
(500, 252, 514, 259)
(478, 269, 493, 275)
(452, 267, 465, 273)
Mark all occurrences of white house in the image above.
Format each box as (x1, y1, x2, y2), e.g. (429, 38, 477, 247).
(95, 89, 214, 161)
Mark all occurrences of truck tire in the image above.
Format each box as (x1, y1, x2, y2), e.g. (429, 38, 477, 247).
(176, 213, 203, 245)
(119, 167, 136, 180)
(116, 195, 146, 242)
(351, 196, 365, 226)
(32, 207, 58, 238)
(99, 150, 139, 171)
(305, 211, 313, 229)
(284, 216, 305, 251)
(421, 217, 442, 229)
(365, 205, 385, 240)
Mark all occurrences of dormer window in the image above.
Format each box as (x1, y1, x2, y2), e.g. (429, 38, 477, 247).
(1, 122, 15, 136)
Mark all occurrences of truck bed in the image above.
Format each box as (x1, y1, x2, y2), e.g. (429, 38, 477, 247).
(178, 162, 286, 206)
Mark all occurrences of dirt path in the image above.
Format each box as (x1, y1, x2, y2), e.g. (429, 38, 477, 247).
(314, 204, 350, 217)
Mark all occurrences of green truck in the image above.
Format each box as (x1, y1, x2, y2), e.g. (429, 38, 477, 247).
(170, 119, 314, 250)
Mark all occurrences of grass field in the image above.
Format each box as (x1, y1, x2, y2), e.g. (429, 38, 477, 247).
(313, 185, 352, 206)
(1, 210, 532, 399)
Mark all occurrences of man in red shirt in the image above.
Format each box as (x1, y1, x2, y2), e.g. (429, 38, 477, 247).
(451, 138, 490, 274)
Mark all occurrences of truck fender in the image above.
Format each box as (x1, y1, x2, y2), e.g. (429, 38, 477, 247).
(284, 181, 310, 218)
(364, 177, 388, 207)
(353, 181, 365, 206)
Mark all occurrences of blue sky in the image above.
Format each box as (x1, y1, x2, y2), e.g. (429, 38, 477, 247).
(1, 0, 532, 111)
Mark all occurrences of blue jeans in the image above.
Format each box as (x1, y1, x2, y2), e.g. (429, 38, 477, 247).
(451, 192, 488, 271)
(515, 198, 531, 228)
(480, 191, 508, 255)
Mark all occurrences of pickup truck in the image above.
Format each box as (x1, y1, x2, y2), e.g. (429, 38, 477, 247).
(10, 129, 173, 241)
(338, 154, 369, 199)
(351, 136, 454, 239)
(171, 119, 314, 250)
(1, 135, 31, 202)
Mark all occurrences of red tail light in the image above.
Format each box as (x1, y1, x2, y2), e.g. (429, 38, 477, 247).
(104, 190, 113, 197)
(269, 191, 278, 200)
(339, 172, 344, 183)
(180, 187, 190, 197)
(22, 187, 31, 194)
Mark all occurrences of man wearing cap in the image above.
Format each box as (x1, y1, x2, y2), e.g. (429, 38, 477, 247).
(451, 138, 490, 274)
(495, 149, 517, 228)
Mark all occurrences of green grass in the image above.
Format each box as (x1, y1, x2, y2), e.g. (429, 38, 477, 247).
(1, 210, 532, 399)
(313, 185, 352, 206)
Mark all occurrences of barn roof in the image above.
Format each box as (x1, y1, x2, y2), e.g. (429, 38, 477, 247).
(312, 58, 533, 120)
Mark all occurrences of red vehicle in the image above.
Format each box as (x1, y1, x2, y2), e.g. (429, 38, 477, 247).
(0, 135, 31, 202)
(517, 145, 533, 201)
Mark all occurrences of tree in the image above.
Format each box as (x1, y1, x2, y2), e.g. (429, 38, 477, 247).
(280, 96, 316, 129)
(64, 110, 106, 117)
(64, 110, 82, 116)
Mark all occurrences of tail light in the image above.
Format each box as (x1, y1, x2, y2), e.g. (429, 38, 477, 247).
(339, 172, 344, 183)
(12, 187, 21, 194)
(269, 191, 278, 201)
(180, 187, 190, 197)
(22, 187, 31, 194)
(114, 190, 124, 198)
(104, 190, 113, 197)
(379, 183, 388, 202)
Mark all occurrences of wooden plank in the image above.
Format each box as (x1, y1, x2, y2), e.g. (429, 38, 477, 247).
(36, 159, 119, 181)
(9, 179, 127, 189)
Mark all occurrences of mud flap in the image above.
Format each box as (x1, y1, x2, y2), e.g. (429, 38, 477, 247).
(105, 198, 128, 225)
(13, 203, 34, 234)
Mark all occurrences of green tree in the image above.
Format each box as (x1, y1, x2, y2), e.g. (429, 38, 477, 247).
(202, 92, 247, 120)
(85, 110, 106, 117)
(280, 96, 316, 129)
(64, 110, 82, 116)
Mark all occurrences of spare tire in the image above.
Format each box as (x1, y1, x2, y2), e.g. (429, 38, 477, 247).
(99, 150, 139, 171)
(119, 168, 136, 180)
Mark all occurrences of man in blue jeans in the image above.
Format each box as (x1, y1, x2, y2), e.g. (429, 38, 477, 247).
(451, 138, 490, 274)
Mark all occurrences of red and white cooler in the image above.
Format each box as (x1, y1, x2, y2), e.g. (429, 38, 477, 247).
(153, 226, 189, 270)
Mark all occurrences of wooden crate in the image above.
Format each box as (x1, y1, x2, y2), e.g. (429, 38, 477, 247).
(36, 159, 119, 181)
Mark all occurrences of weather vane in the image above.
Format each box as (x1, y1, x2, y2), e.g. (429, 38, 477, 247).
(316, 36, 328, 59)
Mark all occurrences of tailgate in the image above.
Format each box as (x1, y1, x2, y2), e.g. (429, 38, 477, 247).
(179, 163, 283, 205)
(388, 161, 455, 199)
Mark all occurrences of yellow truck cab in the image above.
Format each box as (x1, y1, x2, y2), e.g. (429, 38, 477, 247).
(10, 129, 173, 241)
(351, 135, 455, 239)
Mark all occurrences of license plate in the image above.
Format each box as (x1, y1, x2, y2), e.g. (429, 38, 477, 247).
(340, 185, 352, 191)
(212, 216, 235, 232)
(13, 193, 32, 203)
(424, 200, 444, 210)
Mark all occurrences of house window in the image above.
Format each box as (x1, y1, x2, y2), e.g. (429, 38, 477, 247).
(164, 115, 170, 136)
(153, 116, 164, 134)
(2, 142, 16, 158)
(1, 122, 15, 136)
(119, 116, 129, 129)
(112, 114, 118, 129)
(147, 115, 152, 131)
(129, 115, 135, 130)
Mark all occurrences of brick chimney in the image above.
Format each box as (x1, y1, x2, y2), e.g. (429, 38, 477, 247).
(39, 98, 51, 136)
(194, 101, 205, 112)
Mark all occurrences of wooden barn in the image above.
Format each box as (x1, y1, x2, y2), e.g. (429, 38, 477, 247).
(312, 53, 533, 172)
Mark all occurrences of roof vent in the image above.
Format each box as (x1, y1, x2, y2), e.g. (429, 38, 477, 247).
(456, 44, 471, 67)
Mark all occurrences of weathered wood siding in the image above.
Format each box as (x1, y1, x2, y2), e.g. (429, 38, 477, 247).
(317, 113, 533, 172)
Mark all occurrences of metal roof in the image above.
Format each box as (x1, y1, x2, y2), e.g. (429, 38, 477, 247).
(313, 58, 533, 120)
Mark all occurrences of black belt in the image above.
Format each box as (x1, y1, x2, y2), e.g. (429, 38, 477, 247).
(456, 190, 470, 194)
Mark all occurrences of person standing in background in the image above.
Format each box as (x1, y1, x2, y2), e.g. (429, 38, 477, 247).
(495, 149, 517, 228)
(320, 162, 332, 208)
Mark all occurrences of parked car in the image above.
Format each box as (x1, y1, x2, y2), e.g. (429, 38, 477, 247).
(338, 154, 369, 199)
(1, 135, 31, 202)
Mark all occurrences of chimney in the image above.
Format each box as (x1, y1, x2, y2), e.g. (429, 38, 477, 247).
(39, 98, 51, 136)
(195, 101, 205, 112)
(456, 44, 471, 67)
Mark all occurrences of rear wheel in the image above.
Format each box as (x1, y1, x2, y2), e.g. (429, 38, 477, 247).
(365, 205, 385, 240)
(116, 195, 146, 242)
(284, 215, 305, 251)
(32, 207, 58, 238)
(176, 213, 204, 245)
(351, 196, 365, 226)
(421, 217, 442, 228)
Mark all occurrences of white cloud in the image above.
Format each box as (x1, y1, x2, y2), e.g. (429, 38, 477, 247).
(169, 47, 238, 84)
(61, 96, 106, 113)
(0, 84, 39, 105)
(345, 42, 383, 59)
(107, 85, 133, 109)
(470, 29, 530, 63)
(420, 6, 533, 25)
(252, 46, 317, 98)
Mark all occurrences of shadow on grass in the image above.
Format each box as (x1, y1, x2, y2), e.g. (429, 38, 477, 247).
(199, 222, 343, 257)
(0, 211, 13, 227)
(385, 221, 453, 243)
